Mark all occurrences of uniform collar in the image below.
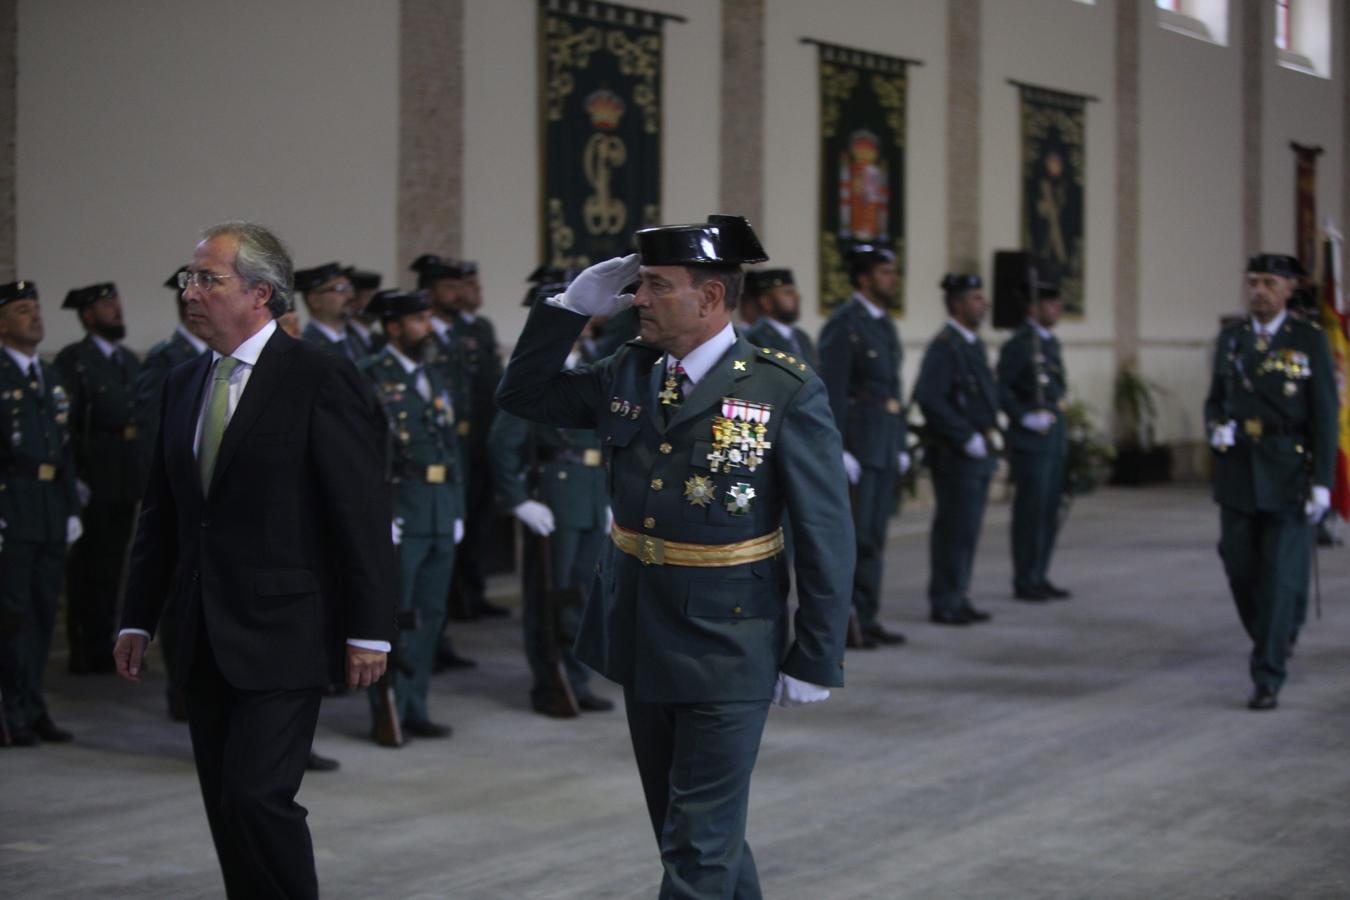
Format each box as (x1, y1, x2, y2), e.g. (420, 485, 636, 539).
(430, 315, 452, 340)
(309, 320, 346, 344)
(90, 333, 121, 358)
(385, 344, 421, 375)
(458, 311, 477, 325)
(212, 318, 277, 366)
(851, 292, 886, 319)
(946, 318, 979, 344)
(765, 318, 795, 341)
(1027, 318, 1053, 342)
(1250, 310, 1287, 338)
(668, 322, 737, 387)
(3, 344, 38, 373)
(175, 324, 209, 354)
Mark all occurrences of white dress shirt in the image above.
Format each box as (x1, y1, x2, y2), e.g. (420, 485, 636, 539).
(1251, 310, 1287, 342)
(765, 318, 796, 342)
(666, 322, 737, 389)
(946, 318, 979, 344)
(4, 345, 42, 390)
(90, 333, 122, 360)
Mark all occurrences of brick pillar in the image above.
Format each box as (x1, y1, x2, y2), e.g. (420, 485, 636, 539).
(1114, 0, 1141, 369)
(1241, 0, 1263, 256)
(0, 0, 15, 281)
(719, 0, 765, 229)
(399, 0, 463, 282)
(947, 0, 981, 272)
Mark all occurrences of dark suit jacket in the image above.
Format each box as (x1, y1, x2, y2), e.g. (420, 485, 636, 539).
(122, 327, 396, 691)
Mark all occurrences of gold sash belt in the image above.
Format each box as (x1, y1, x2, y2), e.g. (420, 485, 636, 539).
(611, 523, 784, 568)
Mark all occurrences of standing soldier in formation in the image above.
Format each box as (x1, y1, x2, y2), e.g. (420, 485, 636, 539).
(997, 276, 1072, 602)
(914, 274, 998, 627)
(55, 282, 140, 674)
(134, 267, 209, 719)
(488, 269, 612, 717)
(818, 245, 909, 648)
(1204, 253, 1337, 711)
(0, 281, 81, 745)
(345, 268, 385, 356)
(360, 288, 465, 739)
(498, 215, 853, 899)
(296, 262, 362, 363)
(743, 268, 818, 370)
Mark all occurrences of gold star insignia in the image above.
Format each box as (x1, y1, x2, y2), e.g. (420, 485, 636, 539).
(761, 347, 771, 354)
(732, 360, 747, 372)
(775, 352, 786, 359)
(684, 475, 716, 507)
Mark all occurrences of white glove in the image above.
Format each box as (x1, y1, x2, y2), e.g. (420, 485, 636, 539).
(772, 672, 831, 708)
(66, 515, 83, 545)
(391, 518, 403, 546)
(552, 254, 641, 318)
(963, 433, 988, 459)
(513, 500, 556, 537)
(897, 451, 912, 476)
(604, 506, 614, 535)
(1020, 411, 1055, 434)
(841, 451, 862, 485)
(1209, 420, 1236, 451)
(1306, 485, 1332, 524)
(76, 478, 92, 507)
(453, 518, 465, 545)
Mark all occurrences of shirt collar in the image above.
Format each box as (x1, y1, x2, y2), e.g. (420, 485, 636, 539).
(4, 345, 38, 373)
(946, 318, 978, 344)
(90, 334, 120, 358)
(668, 322, 737, 386)
(430, 316, 452, 340)
(385, 344, 421, 375)
(175, 324, 209, 354)
(1251, 310, 1287, 337)
(458, 311, 476, 325)
(766, 318, 795, 341)
(212, 319, 277, 367)
(349, 320, 372, 341)
(310, 320, 346, 344)
(1027, 318, 1053, 341)
(852, 292, 886, 319)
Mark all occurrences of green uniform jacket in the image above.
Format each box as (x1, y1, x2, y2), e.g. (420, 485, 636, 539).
(361, 349, 466, 537)
(818, 298, 907, 470)
(996, 322, 1068, 453)
(135, 329, 206, 478)
(744, 318, 820, 372)
(427, 326, 475, 444)
(451, 314, 504, 457)
(498, 303, 854, 703)
(488, 411, 607, 531)
(914, 325, 1000, 475)
(53, 336, 142, 503)
(1203, 316, 1338, 513)
(0, 353, 79, 543)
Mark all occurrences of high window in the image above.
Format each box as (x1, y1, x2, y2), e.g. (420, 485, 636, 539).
(1276, 0, 1332, 78)
(1156, 0, 1230, 46)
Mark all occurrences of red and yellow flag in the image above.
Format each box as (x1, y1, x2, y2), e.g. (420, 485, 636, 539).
(1320, 232, 1350, 520)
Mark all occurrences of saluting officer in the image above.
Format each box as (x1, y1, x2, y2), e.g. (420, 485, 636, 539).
(55, 282, 140, 674)
(914, 274, 998, 626)
(818, 245, 910, 648)
(360, 288, 465, 739)
(296, 262, 363, 362)
(1204, 253, 1337, 711)
(0, 281, 81, 745)
(488, 268, 613, 717)
(498, 215, 853, 899)
(345, 267, 386, 356)
(743, 268, 819, 370)
(996, 275, 1072, 602)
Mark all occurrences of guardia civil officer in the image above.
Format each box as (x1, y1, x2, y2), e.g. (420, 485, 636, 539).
(498, 215, 853, 899)
(344, 268, 386, 355)
(55, 282, 140, 674)
(1204, 253, 1337, 710)
(296, 262, 363, 363)
(360, 288, 465, 737)
(913, 274, 998, 626)
(817, 245, 909, 647)
(743, 268, 819, 370)
(1, 281, 81, 745)
(996, 276, 1072, 601)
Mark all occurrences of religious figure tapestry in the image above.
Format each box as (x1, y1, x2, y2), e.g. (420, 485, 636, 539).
(1019, 85, 1087, 317)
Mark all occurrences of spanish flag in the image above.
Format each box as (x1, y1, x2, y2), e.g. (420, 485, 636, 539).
(1319, 229, 1350, 520)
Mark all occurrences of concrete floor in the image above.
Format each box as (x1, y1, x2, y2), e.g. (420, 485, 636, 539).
(3, 484, 1349, 899)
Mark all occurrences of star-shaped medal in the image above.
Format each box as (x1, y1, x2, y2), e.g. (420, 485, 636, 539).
(684, 475, 716, 507)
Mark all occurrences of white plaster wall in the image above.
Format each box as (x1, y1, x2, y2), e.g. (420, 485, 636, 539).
(16, 0, 400, 355)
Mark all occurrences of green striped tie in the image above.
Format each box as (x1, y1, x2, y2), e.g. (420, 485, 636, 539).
(199, 357, 240, 490)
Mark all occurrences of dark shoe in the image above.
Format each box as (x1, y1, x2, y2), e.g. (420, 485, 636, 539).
(929, 609, 973, 626)
(576, 693, 615, 713)
(1014, 587, 1050, 602)
(403, 718, 453, 738)
(861, 623, 907, 646)
(960, 603, 992, 623)
(306, 751, 340, 772)
(7, 727, 39, 747)
(475, 600, 511, 618)
(1041, 582, 1072, 599)
(434, 651, 478, 672)
(1247, 687, 1278, 711)
(32, 717, 73, 743)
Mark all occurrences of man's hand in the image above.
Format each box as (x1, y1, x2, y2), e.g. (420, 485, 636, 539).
(897, 451, 912, 476)
(1306, 485, 1332, 524)
(772, 673, 831, 708)
(391, 518, 403, 546)
(963, 433, 988, 459)
(1020, 411, 1056, 434)
(453, 518, 465, 545)
(513, 500, 556, 536)
(551, 254, 641, 317)
(1210, 420, 1236, 451)
(346, 646, 387, 690)
(113, 632, 149, 683)
(66, 515, 83, 545)
(841, 451, 862, 485)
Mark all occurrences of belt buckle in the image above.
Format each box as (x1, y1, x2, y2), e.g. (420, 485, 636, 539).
(425, 464, 447, 484)
(639, 535, 665, 566)
(456, 422, 471, 436)
(37, 463, 56, 482)
(583, 448, 603, 467)
(885, 398, 902, 415)
(1243, 418, 1264, 440)
(123, 424, 138, 441)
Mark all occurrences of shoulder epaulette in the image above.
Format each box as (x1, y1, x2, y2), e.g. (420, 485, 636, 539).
(754, 346, 811, 380)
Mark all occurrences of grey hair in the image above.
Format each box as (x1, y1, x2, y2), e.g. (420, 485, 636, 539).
(200, 221, 293, 318)
(689, 265, 744, 312)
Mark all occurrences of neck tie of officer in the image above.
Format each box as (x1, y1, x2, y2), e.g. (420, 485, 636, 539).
(27, 361, 42, 396)
(199, 357, 240, 491)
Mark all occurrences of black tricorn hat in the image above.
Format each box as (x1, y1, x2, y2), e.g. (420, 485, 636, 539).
(62, 282, 118, 309)
(847, 244, 897, 280)
(940, 273, 983, 294)
(636, 215, 769, 266)
(523, 264, 581, 307)
(744, 268, 795, 297)
(344, 268, 382, 291)
(0, 280, 38, 305)
(165, 266, 188, 291)
(1247, 254, 1306, 279)
(294, 262, 346, 294)
(409, 254, 469, 281)
(367, 288, 430, 320)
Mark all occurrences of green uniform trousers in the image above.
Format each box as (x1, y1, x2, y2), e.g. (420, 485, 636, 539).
(624, 692, 770, 900)
(1218, 506, 1311, 692)
(1, 540, 67, 730)
(850, 463, 897, 630)
(520, 526, 604, 703)
(370, 535, 455, 724)
(1009, 448, 1065, 594)
(928, 467, 992, 615)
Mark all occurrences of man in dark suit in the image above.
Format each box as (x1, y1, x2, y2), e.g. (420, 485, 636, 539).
(498, 216, 853, 899)
(742, 268, 819, 370)
(113, 222, 395, 899)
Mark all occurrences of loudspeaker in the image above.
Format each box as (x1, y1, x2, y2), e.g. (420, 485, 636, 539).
(992, 250, 1035, 330)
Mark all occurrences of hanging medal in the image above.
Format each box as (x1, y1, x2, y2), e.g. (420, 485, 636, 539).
(707, 398, 773, 473)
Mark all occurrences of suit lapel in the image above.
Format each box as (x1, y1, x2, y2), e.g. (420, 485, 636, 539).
(207, 331, 300, 496)
(166, 352, 212, 501)
(664, 336, 755, 433)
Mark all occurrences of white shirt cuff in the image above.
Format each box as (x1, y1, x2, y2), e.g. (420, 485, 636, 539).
(118, 628, 152, 640)
(347, 639, 391, 653)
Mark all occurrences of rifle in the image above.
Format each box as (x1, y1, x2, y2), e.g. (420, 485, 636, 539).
(534, 532, 580, 718)
(843, 483, 868, 650)
(372, 609, 420, 748)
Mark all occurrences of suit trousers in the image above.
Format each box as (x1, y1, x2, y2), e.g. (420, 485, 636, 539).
(186, 627, 322, 900)
(382, 534, 454, 725)
(1009, 447, 1065, 593)
(928, 466, 992, 614)
(850, 463, 898, 629)
(0, 540, 66, 730)
(64, 499, 137, 669)
(624, 691, 771, 900)
(1218, 505, 1311, 691)
(521, 526, 604, 701)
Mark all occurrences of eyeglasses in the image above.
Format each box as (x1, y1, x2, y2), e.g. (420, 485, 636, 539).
(177, 271, 240, 291)
(313, 282, 354, 295)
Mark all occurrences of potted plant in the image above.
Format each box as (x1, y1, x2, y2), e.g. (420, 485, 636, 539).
(1110, 363, 1173, 485)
